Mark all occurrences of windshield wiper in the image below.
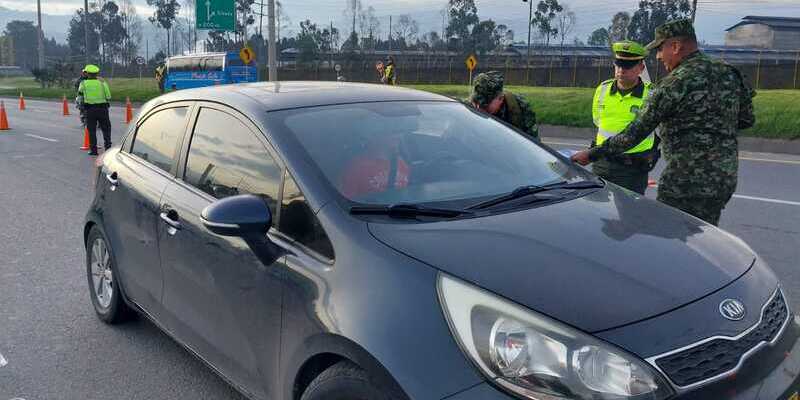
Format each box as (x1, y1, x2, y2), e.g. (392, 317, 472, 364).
(466, 180, 604, 210)
(349, 203, 474, 219)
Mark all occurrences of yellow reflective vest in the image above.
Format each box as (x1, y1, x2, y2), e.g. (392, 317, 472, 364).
(78, 78, 111, 105)
(592, 79, 654, 154)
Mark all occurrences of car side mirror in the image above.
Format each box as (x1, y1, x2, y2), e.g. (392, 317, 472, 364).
(201, 194, 272, 236)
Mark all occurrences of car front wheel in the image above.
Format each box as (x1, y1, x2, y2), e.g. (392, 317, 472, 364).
(86, 226, 132, 324)
(301, 360, 397, 400)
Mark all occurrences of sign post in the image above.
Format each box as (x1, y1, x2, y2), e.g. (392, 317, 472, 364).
(196, 0, 235, 31)
(465, 54, 477, 87)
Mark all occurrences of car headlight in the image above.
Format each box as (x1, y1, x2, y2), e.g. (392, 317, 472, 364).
(437, 274, 674, 399)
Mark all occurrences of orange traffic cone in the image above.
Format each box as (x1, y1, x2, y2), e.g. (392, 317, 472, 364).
(80, 126, 91, 150)
(62, 95, 70, 116)
(18, 92, 25, 110)
(125, 97, 133, 124)
(0, 101, 9, 130)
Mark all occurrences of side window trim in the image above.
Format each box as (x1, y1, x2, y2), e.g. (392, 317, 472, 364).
(126, 102, 195, 177)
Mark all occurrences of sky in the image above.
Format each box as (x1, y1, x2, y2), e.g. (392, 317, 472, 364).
(3, 0, 800, 45)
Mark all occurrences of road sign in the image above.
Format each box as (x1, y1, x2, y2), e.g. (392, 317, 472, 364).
(239, 46, 254, 65)
(334, 63, 342, 72)
(465, 54, 477, 71)
(197, 0, 235, 31)
(134, 56, 145, 65)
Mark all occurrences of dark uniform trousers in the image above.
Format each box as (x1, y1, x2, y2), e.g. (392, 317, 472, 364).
(592, 156, 650, 195)
(86, 103, 112, 151)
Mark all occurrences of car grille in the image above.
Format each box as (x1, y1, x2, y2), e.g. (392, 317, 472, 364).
(654, 290, 788, 387)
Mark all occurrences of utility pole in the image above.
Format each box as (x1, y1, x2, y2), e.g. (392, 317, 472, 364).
(84, 0, 90, 64)
(388, 15, 392, 53)
(36, 0, 45, 69)
(268, 0, 276, 81)
(330, 21, 334, 68)
(259, 0, 264, 37)
(524, 0, 533, 83)
(691, 0, 698, 22)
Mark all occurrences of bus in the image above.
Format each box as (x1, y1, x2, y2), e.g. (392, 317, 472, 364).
(164, 51, 257, 90)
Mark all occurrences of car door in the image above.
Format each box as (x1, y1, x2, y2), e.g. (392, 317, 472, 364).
(100, 104, 191, 314)
(156, 105, 286, 399)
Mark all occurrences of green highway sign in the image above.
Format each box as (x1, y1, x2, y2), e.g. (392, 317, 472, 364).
(197, 0, 235, 31)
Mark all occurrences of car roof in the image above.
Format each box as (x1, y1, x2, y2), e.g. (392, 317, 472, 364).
(147, 81, 457, 112)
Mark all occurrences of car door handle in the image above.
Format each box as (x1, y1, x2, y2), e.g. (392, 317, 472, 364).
(105, 172, 118, 190)
(160, 211, 182, 235)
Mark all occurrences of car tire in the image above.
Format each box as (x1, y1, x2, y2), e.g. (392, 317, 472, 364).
(86, 226, 132, 324)
(300, 360, 395, 400)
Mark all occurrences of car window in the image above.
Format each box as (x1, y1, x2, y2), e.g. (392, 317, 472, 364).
(130, 107, 188, 173)
(184, 108, 282, 218)
(279, 171, 334, 260)
(272, 102, 586, 206)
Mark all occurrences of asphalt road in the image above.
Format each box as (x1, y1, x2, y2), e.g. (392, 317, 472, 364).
(0, 98, 798, 399)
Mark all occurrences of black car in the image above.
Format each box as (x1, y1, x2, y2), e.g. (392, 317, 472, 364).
(84, 82, 800, 400)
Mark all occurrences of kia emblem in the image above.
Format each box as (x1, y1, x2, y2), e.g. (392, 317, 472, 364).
(719, 299, 746, 321)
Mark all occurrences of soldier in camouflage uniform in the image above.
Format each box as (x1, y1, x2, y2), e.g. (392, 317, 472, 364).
(469, 71, 539, 141)
(571, 19, 755, 226)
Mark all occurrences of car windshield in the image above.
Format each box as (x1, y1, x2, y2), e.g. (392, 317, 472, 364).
(272, 101, 589, 207)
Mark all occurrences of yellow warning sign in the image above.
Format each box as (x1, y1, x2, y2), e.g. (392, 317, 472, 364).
(465, 54, 477, 71)
(239, 46, 254, 65)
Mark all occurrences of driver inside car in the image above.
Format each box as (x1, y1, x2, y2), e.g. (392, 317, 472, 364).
(339, 134, 410, 199)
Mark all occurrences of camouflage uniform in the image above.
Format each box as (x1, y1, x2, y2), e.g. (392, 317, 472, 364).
(587, 19, 755, 226)
(469, 71, 539, 140)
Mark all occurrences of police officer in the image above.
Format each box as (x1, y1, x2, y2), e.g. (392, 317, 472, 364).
(469, 71, 539, 141)
(77, 64, 113, 156)
(155, 62, 166, 93)
(381, 56, 397, 85)
(590, 40, 659, 195)
(571, 19, 755, 226)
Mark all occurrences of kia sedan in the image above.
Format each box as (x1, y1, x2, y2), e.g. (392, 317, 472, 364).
(84, 82, 800, 400)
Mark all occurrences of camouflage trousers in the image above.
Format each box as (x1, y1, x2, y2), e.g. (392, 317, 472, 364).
(657, 192, 733, 226)
(592, 159, 649, 195)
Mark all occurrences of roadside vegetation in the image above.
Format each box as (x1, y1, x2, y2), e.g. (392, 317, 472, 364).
(0, 77, 797, 139)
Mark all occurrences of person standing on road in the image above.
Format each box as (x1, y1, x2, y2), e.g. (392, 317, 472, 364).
(589, 40, 660, 195)
(381, 56, 397, 85)
(571, 19, 755, 226)
(74, 70, 88, 125)
(155, 63, 166, 93)
(468, 71, 539, 141)
(77, 64, 113, 156)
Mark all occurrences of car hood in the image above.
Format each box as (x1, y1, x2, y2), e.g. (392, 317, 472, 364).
(368, 187, 756, 332)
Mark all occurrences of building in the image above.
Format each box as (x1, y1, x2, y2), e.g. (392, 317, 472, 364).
(725, 16, 800, 50)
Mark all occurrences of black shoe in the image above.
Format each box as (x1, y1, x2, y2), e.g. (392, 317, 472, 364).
(88, 149, 98, 156)
(104, 143, 112, 150)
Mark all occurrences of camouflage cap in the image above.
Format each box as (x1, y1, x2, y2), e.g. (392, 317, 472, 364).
(470, 71, 504, 106)
(612, 40, 648, 60)
(646, 19, 697, 51)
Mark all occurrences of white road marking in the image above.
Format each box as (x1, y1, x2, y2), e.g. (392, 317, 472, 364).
(732, 194, 800, 207)
(739, 157, 800, 165)
(0, 351, 7, 367)
(542, 141, 800, 165)
(24, 134, 58, 142)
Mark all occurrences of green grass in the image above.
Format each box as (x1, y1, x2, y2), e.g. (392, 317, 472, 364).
(1, 77, 797, 139)
(0, 76, 160, 103)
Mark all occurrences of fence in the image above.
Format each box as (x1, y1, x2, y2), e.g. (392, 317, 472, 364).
(272, 51, 800, 90)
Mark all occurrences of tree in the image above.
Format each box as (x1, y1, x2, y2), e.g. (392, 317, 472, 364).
(445, 0, 479, 51)
(555, 6, 576, 50)
(146, 0, 180, 56)
(235, 0, 256, 44)
(296, 19, 322, 64)
(343, 0, 363, 43)
(68, 10, 99, 61)
(532, 0, 563, 47)
(100, 2, 129, 64)
(359, 6, 380, 50)
(4, 21, 38, 69)
(627, 0, 691, 45)
(394, 14, 419, 50)
(608, 12, 631, 43)
(587, 27, 609, 46)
